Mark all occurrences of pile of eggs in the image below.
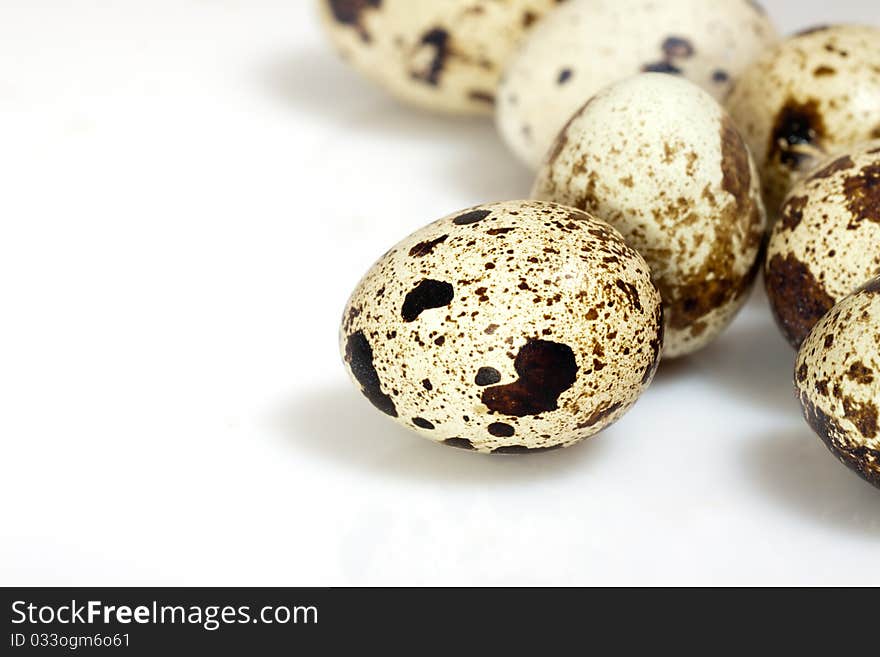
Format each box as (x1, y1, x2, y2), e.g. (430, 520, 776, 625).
(320, 0, 880, 490)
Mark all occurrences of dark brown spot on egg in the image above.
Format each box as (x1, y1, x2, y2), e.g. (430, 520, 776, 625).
(557, 68, 573, 84)
(846, 362, 874, 385)
(481, 340, 578, 417)
(712, 69, 730, 84)
(410, 27, 449, 86)
(492, 444, 562, 454)
(765, 253, 835, 348)
(779, 195, 808, 230)
(800, 394, 880, 489)
(327, 0, 381, 42)
(342, 305, 362, 333)
(344, 331, 397, 417)
(412, 417, 435, 430)
(401, 279, 454, 322)
(770, 99, 826, 171)
(615, 279, 642, 312)
(422, 378, 433, 391)
(409, 234, 448, 257)
(662, 36, 694, 59)
(667, 280, 729, 331)
(842, 161, 880, 228)
(642, 35, 693, 77)
(475, 367, 502, 386)
(809, 155, 855, 181)
(487, 422, 515, 437)
(813, 65, 836, 77)
(842, 397, 878, 439)
(453, 209, 491, 225)
(445, 437, 474, 450)
(642, 61, 683, 74)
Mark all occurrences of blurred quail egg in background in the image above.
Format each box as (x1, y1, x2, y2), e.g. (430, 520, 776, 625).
(496, 0, 778, 169)
(317, 0, 566, 115)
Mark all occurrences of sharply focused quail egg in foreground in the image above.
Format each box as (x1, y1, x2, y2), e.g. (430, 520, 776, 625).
(533, 74, 766, 358)
(766, 141, 880, 349)
(796, 278, 880, 490)
(496, 0, 778, 168)
(726, 25, 880, 218)
(340, 201, 664, 453)
(317, 0, 565, 115)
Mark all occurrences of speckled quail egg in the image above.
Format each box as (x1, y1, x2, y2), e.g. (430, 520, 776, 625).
(766, 141, 880, 349)
(796, 277, 880, 490)
(533, 74, 766, 358)
(340, 200, 664, 453)
(317, 0, 566, 115)
(726, 25, 880, 218)
(496, 0, 778, 168)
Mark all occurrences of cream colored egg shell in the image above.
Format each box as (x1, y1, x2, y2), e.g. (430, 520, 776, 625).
(340, 201, 664, 454)
(766, 140, 880, 349)
(796, 277, 880, 489)
(726, 25, 880, 218)
(533, 74, 766, 358)
(497, 0, 778, 168)
(318, 0, 566, 115)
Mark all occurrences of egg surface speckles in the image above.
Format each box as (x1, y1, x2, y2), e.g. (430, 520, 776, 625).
(533, 74, 766, 358)
(796, 278, 880, 490)
(766, 141, 880, 350)
(318, 0, 565, 115)
(340, 201, 664, 453)
(726, 25, 880, 218)
(497, 0, 777, 168)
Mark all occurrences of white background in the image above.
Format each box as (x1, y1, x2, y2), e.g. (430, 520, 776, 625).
(2, 1, 879, 586)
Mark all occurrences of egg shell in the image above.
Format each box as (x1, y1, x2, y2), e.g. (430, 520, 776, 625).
(340, 201, 664, 453)
(533, 74, 766, 358)
(317, 0, 565, 115)
(726, 25, 880, 218)
(766, 140, 880, 349)
(796, 277, 880, 490)
(496, 0, 778, 168)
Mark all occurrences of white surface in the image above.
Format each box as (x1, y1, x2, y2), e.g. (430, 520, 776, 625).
(1, 0, 879, 586)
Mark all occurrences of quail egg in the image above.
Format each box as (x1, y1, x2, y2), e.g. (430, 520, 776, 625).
(766, 140, 880, 349)
(726, 25, 880, 218)
(340, 200, 664, 453)
(317, 0, 566, 115)
(533, 74, 766, 358)
(496, 0, 778, 168)
(796, 277, 880, 490)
